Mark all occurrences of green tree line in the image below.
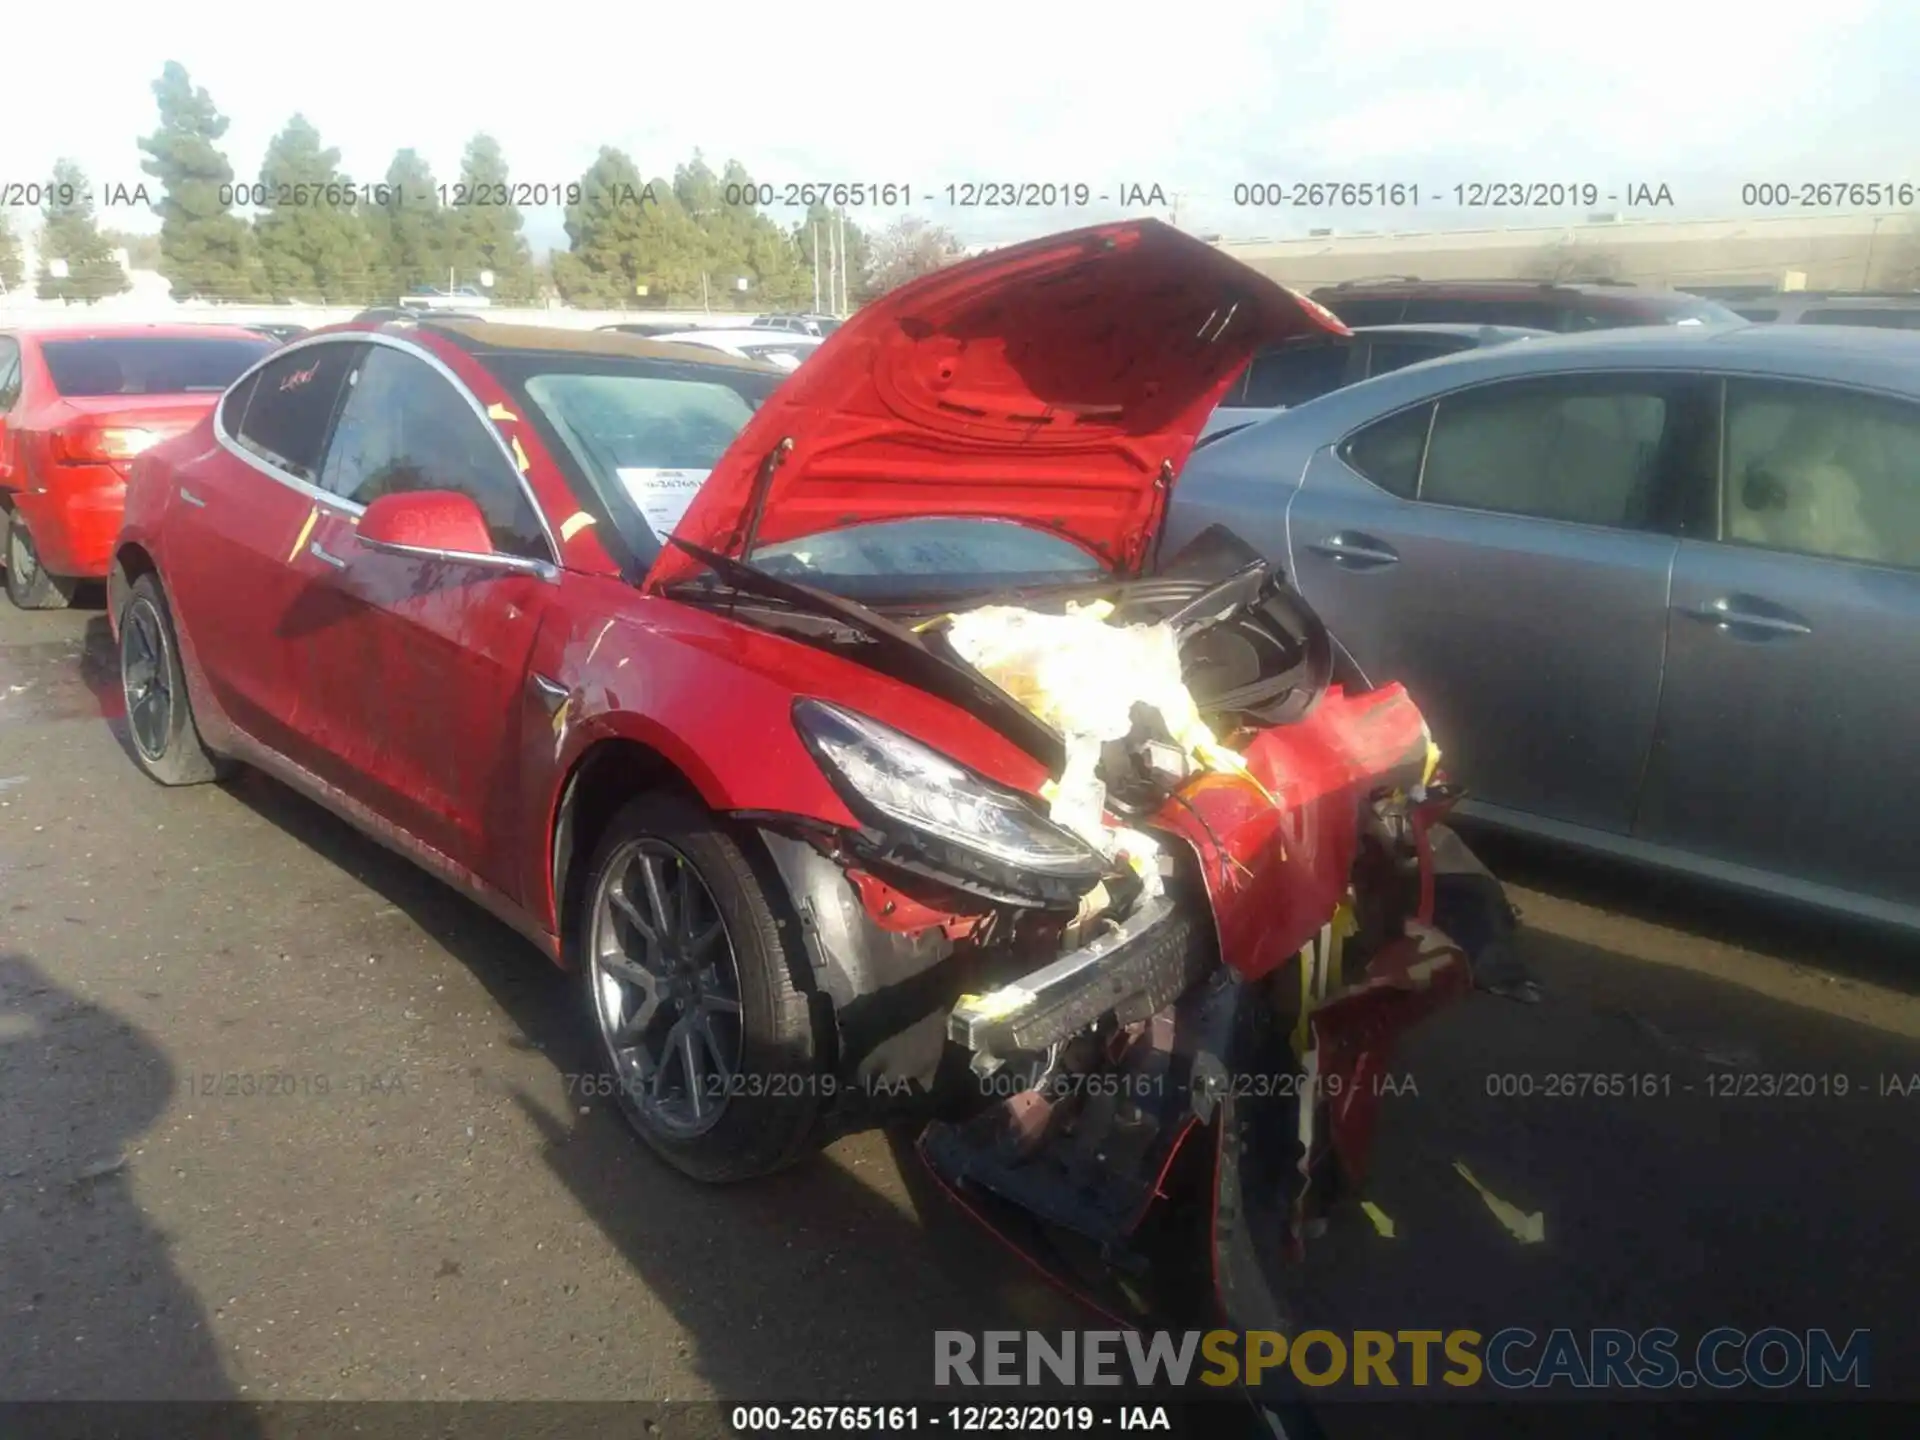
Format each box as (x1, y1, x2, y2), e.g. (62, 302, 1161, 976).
(11, 60, 963, 309)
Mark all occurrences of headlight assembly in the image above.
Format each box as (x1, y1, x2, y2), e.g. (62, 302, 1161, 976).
(793, 698, 1104, 907)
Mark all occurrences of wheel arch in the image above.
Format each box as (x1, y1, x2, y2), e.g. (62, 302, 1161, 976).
(108, 542, 159, 632)
(547, 736, 706, 967)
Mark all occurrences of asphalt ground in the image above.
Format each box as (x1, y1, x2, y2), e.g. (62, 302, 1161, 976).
(4, 595, 1916, 1434)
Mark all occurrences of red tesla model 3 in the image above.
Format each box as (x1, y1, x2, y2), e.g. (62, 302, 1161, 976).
(1, 324, 276, 608)
(110, 221, 1494, 1212)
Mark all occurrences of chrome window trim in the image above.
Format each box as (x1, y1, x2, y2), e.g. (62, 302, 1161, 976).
(211, 329, 562, 565)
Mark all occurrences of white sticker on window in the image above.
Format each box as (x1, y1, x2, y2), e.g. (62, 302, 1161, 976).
(616, 468, 710, 542)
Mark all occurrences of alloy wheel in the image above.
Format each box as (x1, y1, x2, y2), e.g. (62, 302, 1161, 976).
(121, 600, 174, 761)
(588, 838, 744, 1137)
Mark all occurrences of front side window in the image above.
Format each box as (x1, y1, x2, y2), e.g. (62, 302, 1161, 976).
(233, 343, 359, 483)
(1722, 379, 1920, 570)
(40, 335, 273, 397)
(318, 346, 549, 561)
(1419, 375, 1701, 529)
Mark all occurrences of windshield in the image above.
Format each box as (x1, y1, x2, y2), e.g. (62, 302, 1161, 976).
(496, 353, 781, 568)
(750, 518, 1106, 602)
(41, 336, 275, 397)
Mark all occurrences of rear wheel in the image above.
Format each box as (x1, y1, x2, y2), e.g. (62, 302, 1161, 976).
(118, 573, 235, 785)
(4, 510, 77, 610)
(577, 792, 824, 1183)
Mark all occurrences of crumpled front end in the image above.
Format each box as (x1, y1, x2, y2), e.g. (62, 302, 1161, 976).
(734, 524, 1516, 1325)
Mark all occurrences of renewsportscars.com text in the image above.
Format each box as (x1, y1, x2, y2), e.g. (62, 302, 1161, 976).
(934, 1327, 1871, 1390)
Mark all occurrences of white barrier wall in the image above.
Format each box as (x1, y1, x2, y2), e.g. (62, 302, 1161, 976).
(0, 297, 783, 332)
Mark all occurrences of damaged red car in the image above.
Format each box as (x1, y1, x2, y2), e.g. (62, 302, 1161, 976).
(110, 220, 1514, 1335)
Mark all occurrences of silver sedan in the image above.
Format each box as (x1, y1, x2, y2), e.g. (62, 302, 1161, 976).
(1167, 323, 1920, 931)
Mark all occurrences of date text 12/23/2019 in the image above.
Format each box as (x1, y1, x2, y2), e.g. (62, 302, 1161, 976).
(731, 1403, 1184, 1434)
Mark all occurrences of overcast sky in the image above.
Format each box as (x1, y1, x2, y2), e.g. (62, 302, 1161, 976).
(3, 0, 1914, 253)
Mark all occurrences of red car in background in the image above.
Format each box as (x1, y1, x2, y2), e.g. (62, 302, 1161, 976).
(109, 221, 1512, 1335)
(0, 324, 276, 608)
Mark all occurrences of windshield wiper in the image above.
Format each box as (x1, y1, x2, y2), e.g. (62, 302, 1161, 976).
(665, 538, 1066, 771)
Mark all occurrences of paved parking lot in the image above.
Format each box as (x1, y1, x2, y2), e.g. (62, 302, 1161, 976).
(4, 598, 1917, 1422)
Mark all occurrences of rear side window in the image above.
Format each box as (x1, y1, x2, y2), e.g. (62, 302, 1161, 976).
(0, 338, 21, 410)
(1241, 341, 1351, 408)
(1364, 339, 1458, 378)
(1316, 296, 1404, 327)
(232, 344, 358, 483)
(1800, 308, 1920, 330)
(1722, 379, 1920, 570)
(1420, 375, 1693, 529)
(1402, 297, 1562, 329)
(1338, 403, 1432, 498)
(39, 336, 273, 396)
(217, 370, 260, 437)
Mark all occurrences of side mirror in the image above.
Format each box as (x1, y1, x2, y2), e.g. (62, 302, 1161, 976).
(357, 490, 496, 559)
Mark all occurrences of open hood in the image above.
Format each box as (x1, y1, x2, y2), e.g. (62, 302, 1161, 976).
(642, 219, 1346, 591)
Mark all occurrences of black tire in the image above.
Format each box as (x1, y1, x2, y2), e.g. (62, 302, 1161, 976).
(4, 509, 78, 610)
(118, 573, 236, 786)
(575, 791, 824, 1183)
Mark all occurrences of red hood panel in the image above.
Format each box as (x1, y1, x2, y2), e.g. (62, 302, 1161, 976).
(643, 220, 1344, 591)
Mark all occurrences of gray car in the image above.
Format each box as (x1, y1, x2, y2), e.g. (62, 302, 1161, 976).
(1203, 323, 1547, 440)
(1167, 323, 1920, 931)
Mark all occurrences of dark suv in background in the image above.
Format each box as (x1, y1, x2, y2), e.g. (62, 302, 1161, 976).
(1309, 278, 1742, 331)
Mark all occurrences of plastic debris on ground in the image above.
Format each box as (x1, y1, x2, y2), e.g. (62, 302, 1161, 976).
(944, 600, 1269, 899)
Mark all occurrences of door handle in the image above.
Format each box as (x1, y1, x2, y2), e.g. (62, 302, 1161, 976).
(309, 540, 349, 570)
(1307, 532, 1400, 567)
(178, 487, 207, 508)
(1679, 596, 1812, 638)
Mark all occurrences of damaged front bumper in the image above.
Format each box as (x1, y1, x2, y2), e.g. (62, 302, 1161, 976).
(947, 895, 1210, 1065)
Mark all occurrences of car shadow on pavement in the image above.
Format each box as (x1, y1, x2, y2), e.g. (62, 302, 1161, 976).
(1291, 915, 1920, 1432)
(1466, 827, 1920, 997)
(0, 950, 260, 1424)
(219, 771, 1100, 1408)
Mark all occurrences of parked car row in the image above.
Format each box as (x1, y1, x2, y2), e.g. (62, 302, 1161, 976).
(7, 219, 1908, 1352)
(0, 325, 280, 608)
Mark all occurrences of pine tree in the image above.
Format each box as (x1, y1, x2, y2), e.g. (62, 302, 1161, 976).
(35, 162, 130, 303)
(253, 115, 378, 303)
(444, 134, 538, 304)
(0, 211, 23, 292)
(139, 61, 258, 301)
(713, 160, 809, 310)
(363, 149, 452, 299)
(553, 147, 664, 307)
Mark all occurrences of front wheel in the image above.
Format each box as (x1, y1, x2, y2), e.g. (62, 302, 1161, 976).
(4, 510, 78, 610)
(576, 792, 825, 1183)
(119, 573, 236, 785)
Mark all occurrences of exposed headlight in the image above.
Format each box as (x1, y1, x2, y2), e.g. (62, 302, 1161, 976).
(793, 699, 1103, 905)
